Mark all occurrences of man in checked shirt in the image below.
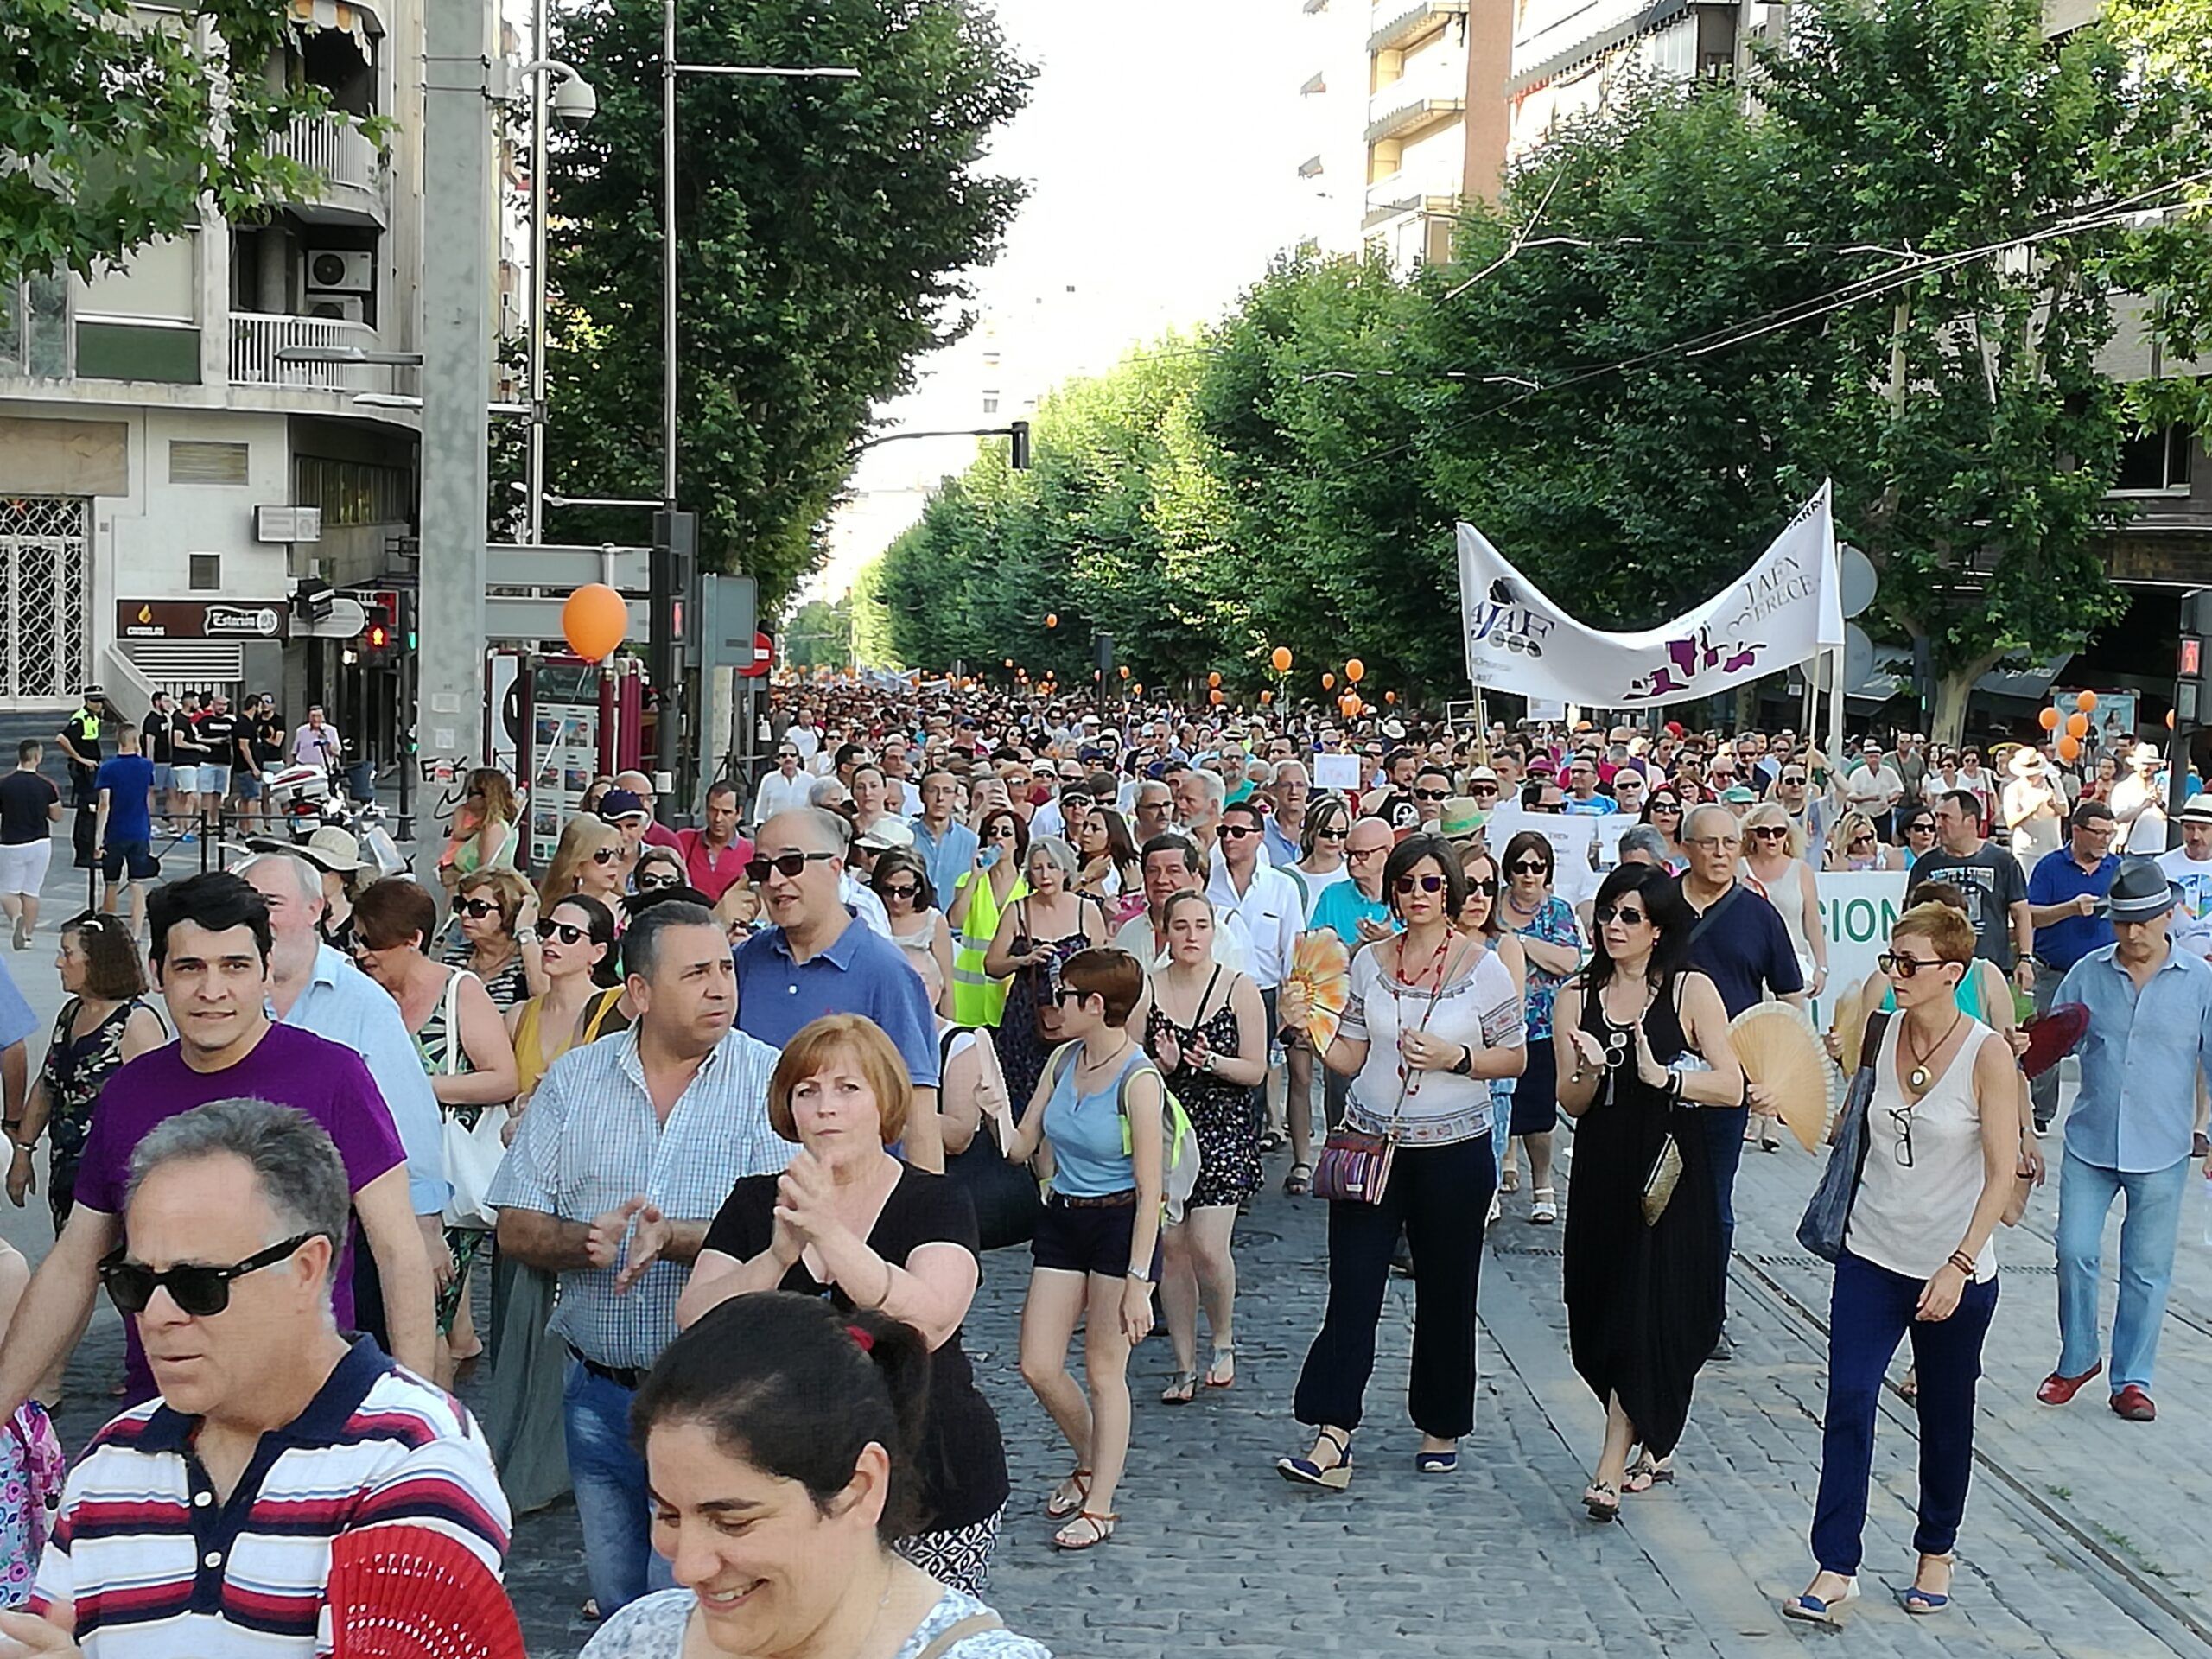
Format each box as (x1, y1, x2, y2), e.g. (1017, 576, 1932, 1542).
(490, 899, 788, 1617)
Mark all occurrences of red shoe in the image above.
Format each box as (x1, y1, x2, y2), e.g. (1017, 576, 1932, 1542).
(2036, 1362, 2102, 1406)
(2110, 1385, 2157, 1422)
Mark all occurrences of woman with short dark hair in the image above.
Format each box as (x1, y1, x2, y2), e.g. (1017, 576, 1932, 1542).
(1276, 832, 1528, 1488)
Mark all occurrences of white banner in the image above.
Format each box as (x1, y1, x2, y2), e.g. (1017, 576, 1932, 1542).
(1811, 870, 1910, 1032)
(1458, 482, 1844, 708)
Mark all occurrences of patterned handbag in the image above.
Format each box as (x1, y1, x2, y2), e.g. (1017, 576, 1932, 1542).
(1311, 1116, 1398, 1205)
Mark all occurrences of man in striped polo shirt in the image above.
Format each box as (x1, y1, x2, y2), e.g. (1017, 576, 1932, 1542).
(5, 1099, 508, 1656)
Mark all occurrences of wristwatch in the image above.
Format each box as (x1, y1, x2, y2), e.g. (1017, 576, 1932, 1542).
(1126, 1266, 1154, 1285)
(515, 927, 539, 945)
(1449, 1044, 1474, 1076)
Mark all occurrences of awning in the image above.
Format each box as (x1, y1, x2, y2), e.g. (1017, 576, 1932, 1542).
(287, 0, 381, 49)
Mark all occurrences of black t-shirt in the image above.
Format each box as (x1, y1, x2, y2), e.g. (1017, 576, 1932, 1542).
(140, 712, 172, 765)
(255, 715, 287, 769)
(702, 1165, 1007, 1532)
(0, 770, 59, 845)
(1909, 841, 2028, 969)
(170, 710, 205, 760)
(1680, 877, 1806, 1018)
(195, 713, 238, 765)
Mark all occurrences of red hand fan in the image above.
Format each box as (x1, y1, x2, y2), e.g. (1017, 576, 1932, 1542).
(2020, 1005, 2090, 1081)
(327, 1525, 524, 1659)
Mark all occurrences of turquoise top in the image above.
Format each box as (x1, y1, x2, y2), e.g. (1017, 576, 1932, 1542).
(1041, 1046, 1146, 1198)
(1877, 963, 1986, 1023)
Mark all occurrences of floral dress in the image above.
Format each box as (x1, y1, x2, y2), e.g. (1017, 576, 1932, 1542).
(997, 896, 1106, 1116)
(35, 998, 147, 1233)
(1, 1402, 65, 1608)
(1145, 966, 1261, 1209)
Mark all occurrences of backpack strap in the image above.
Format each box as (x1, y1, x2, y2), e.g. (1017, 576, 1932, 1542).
(910, 1613, 1006, 1659)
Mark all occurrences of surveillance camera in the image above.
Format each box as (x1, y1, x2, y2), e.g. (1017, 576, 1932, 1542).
(550, 74, 598, 124)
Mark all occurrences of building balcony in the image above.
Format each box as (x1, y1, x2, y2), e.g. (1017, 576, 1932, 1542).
(1366, 59, 1467, 143)
(1363, 169, 1460, 216)
(229, 312, 396, 395)
(266, 115, 387, 226)
(1370, 0, 1468, 54)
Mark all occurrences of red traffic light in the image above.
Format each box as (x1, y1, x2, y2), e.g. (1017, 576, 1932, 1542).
(366, 623, 390, 649)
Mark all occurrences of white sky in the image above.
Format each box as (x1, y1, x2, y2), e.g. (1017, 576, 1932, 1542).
(810, 0, 1320, 600)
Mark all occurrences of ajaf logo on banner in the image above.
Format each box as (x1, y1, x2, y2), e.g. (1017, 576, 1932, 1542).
(1464, 586, 1555, 668)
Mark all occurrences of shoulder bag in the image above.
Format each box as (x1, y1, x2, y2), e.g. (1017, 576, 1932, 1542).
(440, 969, 509, 1232)
(1797, 1007, 1891, 1262)
(1313, 938, 1465, 1205)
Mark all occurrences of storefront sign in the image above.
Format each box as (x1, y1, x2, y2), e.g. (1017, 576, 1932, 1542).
(118, 599, 290, 641)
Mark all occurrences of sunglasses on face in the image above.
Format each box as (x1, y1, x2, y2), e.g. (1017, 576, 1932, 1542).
(988, 824, 1018, 840)
(1219, 823, 1259, 839)
(546, 920, 592, 945)
(1781, 773, 1806, 785)
(1052, 987, 1090, 1007)
(1905, 821, 1935, 836)
(590, 847, 621, 865)
(638, 871, 680, 890)
(1348, 843, 1389, 860)
(459, 898, 500, 918)
(1878, 951, 1949, 979)
(880, 882, 920, 903)
(1594, 903, 1648, 926)
(1509, 858, 1549, 875)
(746, 850, 836, 882)
(1651, 799, 1680, 812)
(1395, 873, 1446, 895)
(1412, 788, 1449, 802)
(1850, 835, 1876, 849)
(1471, 783, 1499, 797)
(1751, 825, 1789, 840)
(99, 1232, 321, 1318)
(1316, 827, 1349, 842)
(1466, 877, 1499, 897)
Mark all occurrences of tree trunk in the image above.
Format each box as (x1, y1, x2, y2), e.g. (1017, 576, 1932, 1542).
(1929, 652, 2003, 747)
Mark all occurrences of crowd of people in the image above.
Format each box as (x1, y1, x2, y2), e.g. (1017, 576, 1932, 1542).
(1, 677, 2209, 1653)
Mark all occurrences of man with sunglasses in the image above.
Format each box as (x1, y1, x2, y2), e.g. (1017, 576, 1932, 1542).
(1676, 804, 1804, 1357)
(2025, 800, 2119, 1132)
(0, 872, 437, 1431)
(1208, 798, 1303, 1041)
(751, 742, 816, 829)
(1562, 755, 1616, 816)
(16, 1099, 508, 1655)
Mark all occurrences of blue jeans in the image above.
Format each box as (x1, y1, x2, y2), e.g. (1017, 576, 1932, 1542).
(1694, 1106, 1749, 1320)
(563, 1358, 672, 1613)
(1811, 1249, 1999, 1575)
(2055, 1148, 2190, 1393)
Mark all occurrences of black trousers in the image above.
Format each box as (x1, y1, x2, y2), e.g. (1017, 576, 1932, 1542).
(1293, 1135, 1497, 1440)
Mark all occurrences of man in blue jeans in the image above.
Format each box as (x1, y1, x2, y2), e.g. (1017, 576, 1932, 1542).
(489, 900, 786, 1613)
(2040, 858, 2212, 1422)
(1675, 804, 1803, 1358)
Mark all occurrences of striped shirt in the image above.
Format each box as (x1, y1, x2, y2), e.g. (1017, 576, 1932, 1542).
(29, 1338, 508, 1657)
(486, 1022, 789, 1370)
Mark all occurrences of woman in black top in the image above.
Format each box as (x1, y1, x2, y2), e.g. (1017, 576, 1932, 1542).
(675, 1013, 1010, 1595)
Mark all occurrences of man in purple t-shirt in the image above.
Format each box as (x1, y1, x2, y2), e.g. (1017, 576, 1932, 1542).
(0, 872, 435, 1419)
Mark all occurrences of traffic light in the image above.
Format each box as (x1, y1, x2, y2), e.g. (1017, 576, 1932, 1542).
(1009, 419, 1031, 471)
(359, 590, 398, 659)
(2178, 588, 2212, 728)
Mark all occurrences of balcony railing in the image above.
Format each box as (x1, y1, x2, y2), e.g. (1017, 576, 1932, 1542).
(1366, 54, 1468, 142)
(268, 115, 384, 202)
(1370, 0, 1469, 54)
(229, 312, 394, 394)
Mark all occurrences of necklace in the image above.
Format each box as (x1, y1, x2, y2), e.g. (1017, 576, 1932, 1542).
(1389, 929, 1457, 1096)
(1900, 1007, 1965, 1094)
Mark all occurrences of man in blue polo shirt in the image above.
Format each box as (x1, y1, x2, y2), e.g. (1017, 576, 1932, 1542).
(2025, 798, 2118, 1131)
(738, 807, 943, 1169)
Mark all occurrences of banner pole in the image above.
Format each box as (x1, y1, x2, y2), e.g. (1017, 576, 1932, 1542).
(1827, 645, 1848, 772)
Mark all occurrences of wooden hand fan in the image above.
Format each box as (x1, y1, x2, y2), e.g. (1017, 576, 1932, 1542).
(327, 1526, 524, 1659)
(1727, 1003, 1834, 1153)
(1288, 930, 1353, 1054)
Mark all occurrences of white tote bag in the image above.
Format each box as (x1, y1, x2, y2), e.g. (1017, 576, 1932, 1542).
(436, 969, 508, 1231)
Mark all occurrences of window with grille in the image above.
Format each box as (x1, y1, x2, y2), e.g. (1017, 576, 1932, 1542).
(170, 440, 251, 485)
(190, 553, 223, 590)
(0, 498, 90, 703)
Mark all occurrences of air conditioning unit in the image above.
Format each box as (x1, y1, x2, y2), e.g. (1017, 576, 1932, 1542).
(306, 249, 373, 293)
(304, 295, 367, 324)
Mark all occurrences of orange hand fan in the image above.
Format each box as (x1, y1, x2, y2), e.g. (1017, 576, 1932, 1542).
(1289, 930, 1353, 1054)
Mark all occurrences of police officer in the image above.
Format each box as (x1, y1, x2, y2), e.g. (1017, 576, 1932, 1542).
(54, 684, 109, 869)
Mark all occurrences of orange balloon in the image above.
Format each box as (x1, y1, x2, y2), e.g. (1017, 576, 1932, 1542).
(1384, 690, 1397, 705)
(561, 583, 629, 662)
(1271, 645, 1293, 674)
(2076, 691, 2098, 713)
(2065, 712, 2089, 738)
(1210, 688, 1224, 705)
(1345, 658, 1365, 683)
(1003, 658, 1014, 668)
(2038, 706, 2061, 731)
(2058, 734, 2082, 760)
(1260, 689, 1274, 704)
(1208, 671, 1222, 689)
(1119, 664, 1130, 678)
(1046, 613, 1058, 629)
(1321, 672, 1336, 690)
(2168, 709, 2178, 730)
(1132, 683, 1144, 696)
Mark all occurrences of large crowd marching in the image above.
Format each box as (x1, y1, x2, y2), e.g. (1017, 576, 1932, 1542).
(2, 677, 2210, 1654)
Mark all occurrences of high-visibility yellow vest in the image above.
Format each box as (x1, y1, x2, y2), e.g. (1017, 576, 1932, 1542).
(950, 870, 1027, 1027)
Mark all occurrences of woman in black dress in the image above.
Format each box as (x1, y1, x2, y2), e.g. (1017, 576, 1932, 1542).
(675, 1013, 1011, 1595)
(1552, 862, 1745, 1522)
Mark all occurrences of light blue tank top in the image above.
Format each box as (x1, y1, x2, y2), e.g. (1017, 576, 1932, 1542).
(1041, 1046, 1145, 1198)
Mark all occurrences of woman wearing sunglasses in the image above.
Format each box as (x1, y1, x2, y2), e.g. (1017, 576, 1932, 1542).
(1739, 803, 1829, 1003)
(442, 867, 543, 1010)
(985, 948, 1164, 1550)
(539, 814, 631, 922)
(351, 877, 520, 1379)
(1500, 830, 1581, 1223)
(1639, 790, 1688, 873)
(1827, 810, 1904, 874)
(1770, 761, 1831, 870)
(1554, 863, 1744, 1519)
(1275, 834, 1525, 1488)
(946, 809, 1029, 1029)
(632, 844, 687, 896)
(1897, 809, 1938, 869)
(874, 848, 956, 1018)
(1788, 903, 2016, 1625)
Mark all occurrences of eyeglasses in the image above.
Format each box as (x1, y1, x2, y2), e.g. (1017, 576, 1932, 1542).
(1347, 843, 1389, 860)
(1412, 788, 1449, 802)
(1888, 1104, 1917, 1168)
(1394, 873, 1445, 895)
(590, 847, 621, 865)
(458, 898, 500, 918)
(1470, 783, 1499, 797)
(1781, 772, 1807, 785)
(637, 871, 681, 891)
(1683, 835, 1738, 849)
(988, 824, 1019, 840)
(1315, 828, 1348, 842)
(1878, 951, 1947, 978)
(1904, 820, 1935, 836)
(1650, 799, 1681, 812)
(776, 752, 799, 762)
(1751, 825, 1789, 841)
(1594, 903, 1648, 926)
(1509, 858, 1549, 875)
(745, 850, 837, 883)
(1219, 823, 1259, 839)
(1849, 835, 1876, 849)
(1467, 878, 1498, 897)
(99, 1232, 321, 1318)
(546, 920, 591, 945)
(880, 882, 920, 902)
(1052, 987, 1090, 1007)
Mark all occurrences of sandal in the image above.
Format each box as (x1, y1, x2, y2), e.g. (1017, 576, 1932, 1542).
(1259, 1128, 1287, 1154)
(1052, 1510, 1119, 1551)
(1205, 1347, 1236, 1389)
(1276, 1427, 1353, 1491)
(1045, 1466, 1094, 1519)
(1530, 1187, 1558, 1225)
(1902, 1554, 1954, 1615)
(1582, 1481, 1621, 1523)
(1783, 1577, 1859, 1626)
(1414, 1445, 1459, 1475)
(1283, 1161, 1313, 1197)
(1160, 1371, 1198, 1405)
(1500, 1165, 1521, 1194)
(1623, 1452, 1675, 1493)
